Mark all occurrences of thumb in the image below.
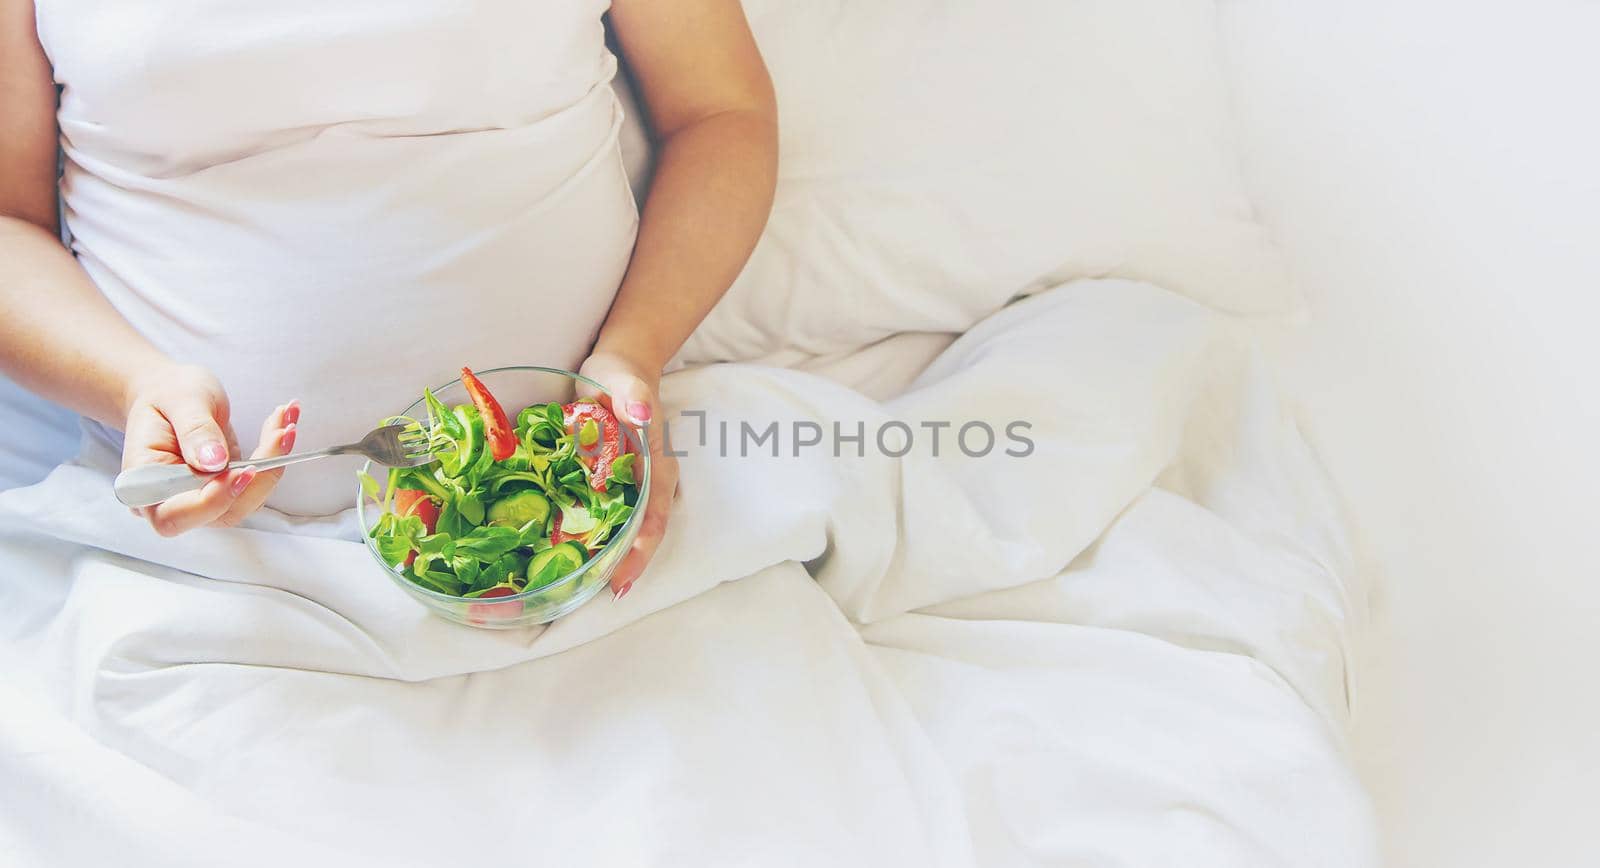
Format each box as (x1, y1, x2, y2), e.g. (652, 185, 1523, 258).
(162, 394, 233, 472)
(578, 353, 656, 427)
(605, 375, 654, 428)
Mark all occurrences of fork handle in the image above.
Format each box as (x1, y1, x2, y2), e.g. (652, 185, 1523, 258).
(112, 447, 339, 507)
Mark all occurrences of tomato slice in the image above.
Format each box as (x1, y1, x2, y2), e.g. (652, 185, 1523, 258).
(395, 488, 440, 533)
(562, 400, 621, 492)
(394, 488, 439, 567)
(466, 585, 523, 625)
(460, 366, 516, 461)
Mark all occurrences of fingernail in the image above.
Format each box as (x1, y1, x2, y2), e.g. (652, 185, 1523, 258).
(231, 468, 257, 497)
(199, 442, 229, 470)
(612, 581, 633, 601)
(279, 423, 297, 451)
(285, 401, 300, 424)
(626, 401, 651, 423)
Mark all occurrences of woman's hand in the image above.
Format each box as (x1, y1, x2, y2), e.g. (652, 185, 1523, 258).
(121, 363, 299, 535)
(579, 351, 678, 600)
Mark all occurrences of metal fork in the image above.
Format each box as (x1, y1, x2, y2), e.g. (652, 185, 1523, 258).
(113, 423, 436, 508)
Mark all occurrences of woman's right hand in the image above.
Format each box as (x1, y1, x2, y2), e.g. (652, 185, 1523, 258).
(120, 364, 299, 535)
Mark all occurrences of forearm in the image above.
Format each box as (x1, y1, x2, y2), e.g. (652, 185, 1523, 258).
(591, 108, 778, 373)
(0, 215, 172, 427)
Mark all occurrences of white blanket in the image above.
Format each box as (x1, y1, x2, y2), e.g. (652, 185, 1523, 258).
(0, 280, 1376, 867)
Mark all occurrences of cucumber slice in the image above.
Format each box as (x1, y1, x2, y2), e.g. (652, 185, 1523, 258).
(525, 541, 588, 590)
(486, 490, 550, 529)
(438, 404, 485, 477)
(457, 405, 495, 477)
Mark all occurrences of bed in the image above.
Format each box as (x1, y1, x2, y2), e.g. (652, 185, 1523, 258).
(0, 2, 1377, 865)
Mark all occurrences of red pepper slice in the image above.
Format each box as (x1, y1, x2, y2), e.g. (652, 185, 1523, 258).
(460, 366, 516, 462)
(562, 400, 621, 492)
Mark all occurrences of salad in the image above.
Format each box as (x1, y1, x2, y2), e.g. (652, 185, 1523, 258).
(360, 367, 640, 601)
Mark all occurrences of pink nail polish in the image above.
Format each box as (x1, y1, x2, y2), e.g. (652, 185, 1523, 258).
(231, 469, 256, 496)
(280, 423, 297, 451)
(626, 401, 652, 423)
(285, 401, 300, 424)
(199, 442, 229, 471)
(613, 581, 634, 601)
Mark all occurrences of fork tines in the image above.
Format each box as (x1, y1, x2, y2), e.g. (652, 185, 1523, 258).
(397, 423, 435, 457)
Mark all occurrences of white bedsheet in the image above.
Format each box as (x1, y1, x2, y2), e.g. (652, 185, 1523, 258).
(0, 280, 1376, 866)
(0, 375, 79, 492)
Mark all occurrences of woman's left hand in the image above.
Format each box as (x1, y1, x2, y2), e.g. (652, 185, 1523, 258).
(579, 351, 677, 600)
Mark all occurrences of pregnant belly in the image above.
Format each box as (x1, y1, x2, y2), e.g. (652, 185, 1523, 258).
(71, 96, 639, 516)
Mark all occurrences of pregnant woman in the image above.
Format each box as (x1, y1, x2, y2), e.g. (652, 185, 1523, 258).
(0, 0, 777, 597)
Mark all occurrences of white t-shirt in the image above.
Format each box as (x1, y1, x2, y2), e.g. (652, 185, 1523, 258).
(37, 0, 640, 515)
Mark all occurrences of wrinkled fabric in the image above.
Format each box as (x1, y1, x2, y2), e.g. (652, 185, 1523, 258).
(0, 280, 1375, 866)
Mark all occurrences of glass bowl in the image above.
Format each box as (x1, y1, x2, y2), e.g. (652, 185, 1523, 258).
(354, 366, 650, 629)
